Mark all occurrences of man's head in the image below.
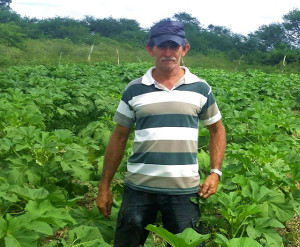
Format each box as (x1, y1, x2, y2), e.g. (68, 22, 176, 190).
(147, 20, 188, 48)
(146, 20, 190, 71)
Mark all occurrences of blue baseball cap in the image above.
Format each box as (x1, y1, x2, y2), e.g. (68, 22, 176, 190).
(149, 20, 186, 46)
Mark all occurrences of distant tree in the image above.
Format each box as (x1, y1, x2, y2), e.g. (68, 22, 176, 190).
(173, 12, 201, 27)
(83, 16, 146, 45)
(0, 6, 21, 23)
(119, 18, 141, 31)
(0, 0, 11, 8)
(36, 17, 92, 43)
(207, 25, 231, 36)
(173, 12, 202, 33)
(282, 8, 300, 49)
(250, 23, 288, 51)
(18, 17, 44, 39)
(85, 17, 122, 37)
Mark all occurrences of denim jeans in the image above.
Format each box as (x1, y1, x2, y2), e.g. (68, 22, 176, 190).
(113, 185, 204, 247)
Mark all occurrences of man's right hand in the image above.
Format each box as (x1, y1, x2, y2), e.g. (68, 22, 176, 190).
(96, 187, 113, 219)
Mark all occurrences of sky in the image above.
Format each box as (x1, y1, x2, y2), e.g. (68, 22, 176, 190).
(10, 0, 300, 35)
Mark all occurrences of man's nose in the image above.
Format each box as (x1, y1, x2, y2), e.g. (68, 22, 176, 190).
(162, 46, 173, 56)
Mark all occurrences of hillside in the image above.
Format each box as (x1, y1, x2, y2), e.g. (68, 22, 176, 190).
(1, 38, 299, 74)
(0, 7, 300, 73)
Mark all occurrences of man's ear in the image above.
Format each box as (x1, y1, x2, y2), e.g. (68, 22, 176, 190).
(146, 44, 154, 56)
(182, 44, 190, 57)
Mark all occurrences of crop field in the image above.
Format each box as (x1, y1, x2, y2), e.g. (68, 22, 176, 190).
(0, 63, 299, 247)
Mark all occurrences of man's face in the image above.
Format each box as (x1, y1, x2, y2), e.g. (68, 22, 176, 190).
(146, 41, 190, 72)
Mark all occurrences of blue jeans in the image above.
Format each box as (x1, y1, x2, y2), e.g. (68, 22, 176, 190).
(113, 185, 203, 247)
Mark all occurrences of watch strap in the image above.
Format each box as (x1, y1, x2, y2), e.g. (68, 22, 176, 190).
(210, 169, 222, 177)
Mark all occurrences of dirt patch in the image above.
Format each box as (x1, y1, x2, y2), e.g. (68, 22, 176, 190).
(278, 215, 300, 247)
(280, 181, 300, 247)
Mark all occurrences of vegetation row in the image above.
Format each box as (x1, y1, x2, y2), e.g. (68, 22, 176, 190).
(0, 63, 299, 246)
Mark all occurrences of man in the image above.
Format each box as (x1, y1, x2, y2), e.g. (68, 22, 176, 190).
(96, 20, 226, 247)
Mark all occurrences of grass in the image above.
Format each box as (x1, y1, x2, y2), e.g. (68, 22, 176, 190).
(1, 38, 299, 74)
(0, 38, 152, 67)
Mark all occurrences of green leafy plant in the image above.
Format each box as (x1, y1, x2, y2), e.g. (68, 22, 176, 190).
(0, 63, 299, 246)
(146, 225, 210, 247)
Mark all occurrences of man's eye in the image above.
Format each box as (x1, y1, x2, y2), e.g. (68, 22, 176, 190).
(158, 43, 179, 49)
(170, 44, 180, 49)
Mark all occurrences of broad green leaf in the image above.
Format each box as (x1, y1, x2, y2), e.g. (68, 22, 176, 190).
(0, 138, 12, 151)
(5, 230, 39, 247)
(263, 229, 284, 247)
(197, 150, 210, 170)
(214, 233, 229, 245)
(242, 181, 270, 203)
(146, 225, 210, 247)
(292, 166, 300, 181)
(292, 190, 300, 216)
(5, 214, 31, 233)
(227, 237, 262, 247)
(243, 182, 294, 222)
(26, 165, 42, 185)
(177, 228, 210, 246)
(265, 190, 294, 221)
(25, 221, 53, 235)
(246, 217, 284, 239)
(25, 199, 76, 227)
(0, 184, 18, 203)
(59, 143, 93, 181)
(53, 129, 75, 144)
(63, 225, 110, 247)
(10, 186, 49, 201)
(292, 190, 300, 203)
(57, 107, 68, 116)
(40, 241, 59, 247)
(231, 174, 247, 187)
(4, 158, 31, 186)
(46, 185, 81, 207)
(235, 204, 261, 220)
(218, 191, 241, 211)
(0, 217, 7, 239)
(4, 234, 22, 247)
(71, 206, 118, 244)
(269, 201, 294, 222)
(4, 213, 52, 241)
(293, 202, 300, 216)
(255, 217, 284, 229)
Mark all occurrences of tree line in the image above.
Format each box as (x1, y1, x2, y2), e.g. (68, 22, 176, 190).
(0, 2, 299, 68)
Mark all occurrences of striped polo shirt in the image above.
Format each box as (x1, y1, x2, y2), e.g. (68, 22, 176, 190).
(113, 67, 222, 194)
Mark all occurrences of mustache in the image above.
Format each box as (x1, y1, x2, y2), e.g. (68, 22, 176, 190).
(160, 57, 176, 61)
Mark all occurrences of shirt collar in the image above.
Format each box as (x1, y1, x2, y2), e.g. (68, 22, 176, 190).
(141, 66, 202, 86)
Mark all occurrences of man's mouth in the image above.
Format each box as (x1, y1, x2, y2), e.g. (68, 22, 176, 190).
(161, 57, 176, 62)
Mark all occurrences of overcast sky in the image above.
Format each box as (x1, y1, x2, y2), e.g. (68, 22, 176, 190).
(10, 0, 300, 35)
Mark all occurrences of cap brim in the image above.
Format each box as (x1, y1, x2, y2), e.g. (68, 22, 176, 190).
(152, 34, 184, 46)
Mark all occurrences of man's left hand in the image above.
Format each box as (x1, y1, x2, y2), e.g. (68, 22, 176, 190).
(198, 173, 220, 199)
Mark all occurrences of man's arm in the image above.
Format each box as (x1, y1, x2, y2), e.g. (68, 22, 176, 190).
(199, 120, 226, 199)
(96, 124, 131, 218)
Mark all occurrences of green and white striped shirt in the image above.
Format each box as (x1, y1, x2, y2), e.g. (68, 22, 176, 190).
(113, 67, 222, 194)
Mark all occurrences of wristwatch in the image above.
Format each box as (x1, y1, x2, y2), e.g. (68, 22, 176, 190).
(210, 169, 222, 177)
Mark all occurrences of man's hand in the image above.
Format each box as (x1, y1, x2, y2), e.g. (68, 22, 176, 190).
(95, 124, 131, 218)
(198, 173, 220, 199)
(96, 187, 113, 219)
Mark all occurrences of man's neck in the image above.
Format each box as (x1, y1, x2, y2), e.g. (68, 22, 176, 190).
(152, 66, 185, 90)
